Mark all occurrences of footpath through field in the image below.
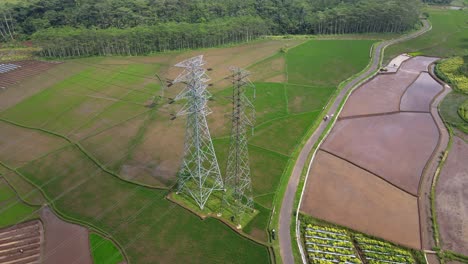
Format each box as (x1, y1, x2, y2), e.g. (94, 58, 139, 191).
(278, 20, 432, 264)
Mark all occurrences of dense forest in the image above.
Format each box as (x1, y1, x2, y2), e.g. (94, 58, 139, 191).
(0, 0, 423, 57)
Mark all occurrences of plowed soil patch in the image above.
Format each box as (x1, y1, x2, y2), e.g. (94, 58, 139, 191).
(322, 112, 439, 195)
(436, 137, 468, 256)
(40, 207, 92, 264)
(301, 151, 421, 249)
(0, 220, 42, 264)
(0, 61, 59, 91)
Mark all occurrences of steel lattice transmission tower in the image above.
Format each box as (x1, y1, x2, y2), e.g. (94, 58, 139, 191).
(224, 66, 256, 226)
(172, 55, 224, 209)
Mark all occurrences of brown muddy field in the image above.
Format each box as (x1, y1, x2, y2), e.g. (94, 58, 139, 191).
(301, 56, 444, 249)
(400, 56, 439, 73)
(40, 207, 92, 264)
(340, 56, 440, 118)
(436, 137, 468, 256)
(322, 112, 439, 195)
(400, 72, 443, 112)
(340, 70, 418, 117)
(301, 151, 421, 249)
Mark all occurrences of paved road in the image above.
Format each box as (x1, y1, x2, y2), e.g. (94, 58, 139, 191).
(278, 20, 432, 264)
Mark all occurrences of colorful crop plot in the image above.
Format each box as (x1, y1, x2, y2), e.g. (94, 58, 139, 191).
(354, 234, 415, 264)
(304, 224, 362, 264)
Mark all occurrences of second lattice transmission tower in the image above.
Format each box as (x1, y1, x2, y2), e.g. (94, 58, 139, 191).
(172, 55, 223, 209)
(224, 66, 256, 225)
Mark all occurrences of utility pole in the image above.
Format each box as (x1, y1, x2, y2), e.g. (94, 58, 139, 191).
(224, 66, 255, 228)
(172, 55, 223, 210)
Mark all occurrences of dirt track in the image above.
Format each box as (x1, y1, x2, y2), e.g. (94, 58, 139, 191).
(436, 136, 468, 256)
(40, 207, 92, 264)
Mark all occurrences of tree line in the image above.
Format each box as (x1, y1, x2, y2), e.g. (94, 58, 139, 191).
(421, 0, 452, 4)
(0, 0, 423, 57)
(32, 17, 268, 58)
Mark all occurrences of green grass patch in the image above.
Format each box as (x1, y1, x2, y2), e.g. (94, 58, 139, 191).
(408, 51, 424, 57)
(213, 139, 289, 209)
(1, 62, 158, 137)
(247, 145, 289, 207)
(286, 84, 335, 113)
(215, 82, 288, 125)
(248, 53, 286, 82)
(385, 8, 468, 60)
(0, 178, 16, 202)
(89, 233, 125, 264)
(249, 83, 289, 123)
(0, 47, 40, 62)
(1, 171, 46, 206)
(80, 113, 148, 172)
(440, 250, 468, 263)
(250, 111, 321, 156)
(459, 99, 468, 122)
(0, 174, 39, 228)
(243, 203, 271, 242)
(17, 145, 270, 263)
(286, 40, 374, 87)
(440, 91, 468, 133)
(436, 57, 468, 93)
(74, 100, 149, 138)
(0, 202, 38, 228)
(0, 38, 376, 264)
(170, 191, 259, 229)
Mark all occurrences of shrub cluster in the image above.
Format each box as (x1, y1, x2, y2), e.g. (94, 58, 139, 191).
(458, 100, 468, 122)
(437, 57, 468, 94)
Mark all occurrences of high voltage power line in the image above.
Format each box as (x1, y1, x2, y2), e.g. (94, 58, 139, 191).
(172, 55, 224, 209)
(223, 66, 256, 227)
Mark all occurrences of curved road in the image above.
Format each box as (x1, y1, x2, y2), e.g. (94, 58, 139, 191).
(278, 20, 432, 264)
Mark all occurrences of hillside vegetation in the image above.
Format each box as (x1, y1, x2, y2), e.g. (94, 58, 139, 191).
(385, 8, 468, 60)
(0, 0, 421, 57)
(436, 57, 468, 93)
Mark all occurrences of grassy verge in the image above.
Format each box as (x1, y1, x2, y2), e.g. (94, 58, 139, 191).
(89, 232, 125, 264)
(0, 47, 40, 62)
(385, 7, 468, 62)
(169, 191, 259, 230)
(439, 91, 468, 133)
(0, 172, 40, 228)
(429, 124, 453, 250)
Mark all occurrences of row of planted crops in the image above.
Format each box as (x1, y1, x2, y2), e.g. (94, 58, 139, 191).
(304, 224, 415, 264)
